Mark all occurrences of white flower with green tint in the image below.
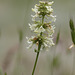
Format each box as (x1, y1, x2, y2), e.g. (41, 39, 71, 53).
(34, 26, 45, 33)
(26, 1, 56, 74)
(43, 37, 55, 48)
(27, 1, 56, 50)
(46, 6, 53, 12)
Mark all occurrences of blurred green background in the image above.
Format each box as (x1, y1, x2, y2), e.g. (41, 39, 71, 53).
(0, 0, 75, 75)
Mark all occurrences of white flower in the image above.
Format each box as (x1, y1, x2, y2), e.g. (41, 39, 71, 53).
(39, 1, 45, 4)
(29, 23, 45, 33)
(46, 6, 53, 12)
(32, 17, 35, 21)
(34, 26, 45, 33)
(46, 25, 55, 37)
(26, 36, 35, 49)
(31, 14, 39, 21)
(27, 1, 56, 50)
(27, 43, 33, 49)
(31, 14, 38, 18)
(29, 23, 38, 31)
(43, 37, 55, 48)
(50, 15, 56, 22)
(48, 1, 54, 5)
(32, 5, 39, 13)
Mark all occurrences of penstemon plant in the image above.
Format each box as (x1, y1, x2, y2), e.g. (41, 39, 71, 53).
(26, 1, 56, 75)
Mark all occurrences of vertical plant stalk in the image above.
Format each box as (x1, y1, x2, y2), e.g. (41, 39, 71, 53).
(32, 42, 41, 75)
(51, 31, 60, 75)
(51, 47, 56, 75)
(27, 1, 56, 75)
(32, 16, 44, 75)
(72, 48, 75, 75)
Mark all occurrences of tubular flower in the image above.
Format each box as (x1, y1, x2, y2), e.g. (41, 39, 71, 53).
(26, 1, 56, 51)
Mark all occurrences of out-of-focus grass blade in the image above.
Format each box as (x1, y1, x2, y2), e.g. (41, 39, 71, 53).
(69, 19, 74, 31)
(71, 30, 75, 45)
(0, 68, 3, 75)
(52, 55, 60, 68)
(69, 19, 75, 45)
(19, 30, 23, 43)
(5, 72, 7, 75)
(56, 30, 60, 45)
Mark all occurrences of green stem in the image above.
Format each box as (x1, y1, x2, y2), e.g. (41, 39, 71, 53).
(32, 16, 44, 75)
(42, 16, 44, 24)
(32, 42, 41, 75)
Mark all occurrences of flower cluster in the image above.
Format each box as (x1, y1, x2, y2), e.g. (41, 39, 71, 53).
(27, 1, 56, 51)
(31, 1, 56, 22)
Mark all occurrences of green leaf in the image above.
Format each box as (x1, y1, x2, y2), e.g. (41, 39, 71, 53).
(69, 19, 74, 31)
(71, 30, 75, 45)
(56, 31, 60, 45)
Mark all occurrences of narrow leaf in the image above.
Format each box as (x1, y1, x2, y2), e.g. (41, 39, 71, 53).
(19, 30, 23, 42)
(71, 30, 75, 45)
(56, 31, 60, 45)
(69, 19, 74, 31)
